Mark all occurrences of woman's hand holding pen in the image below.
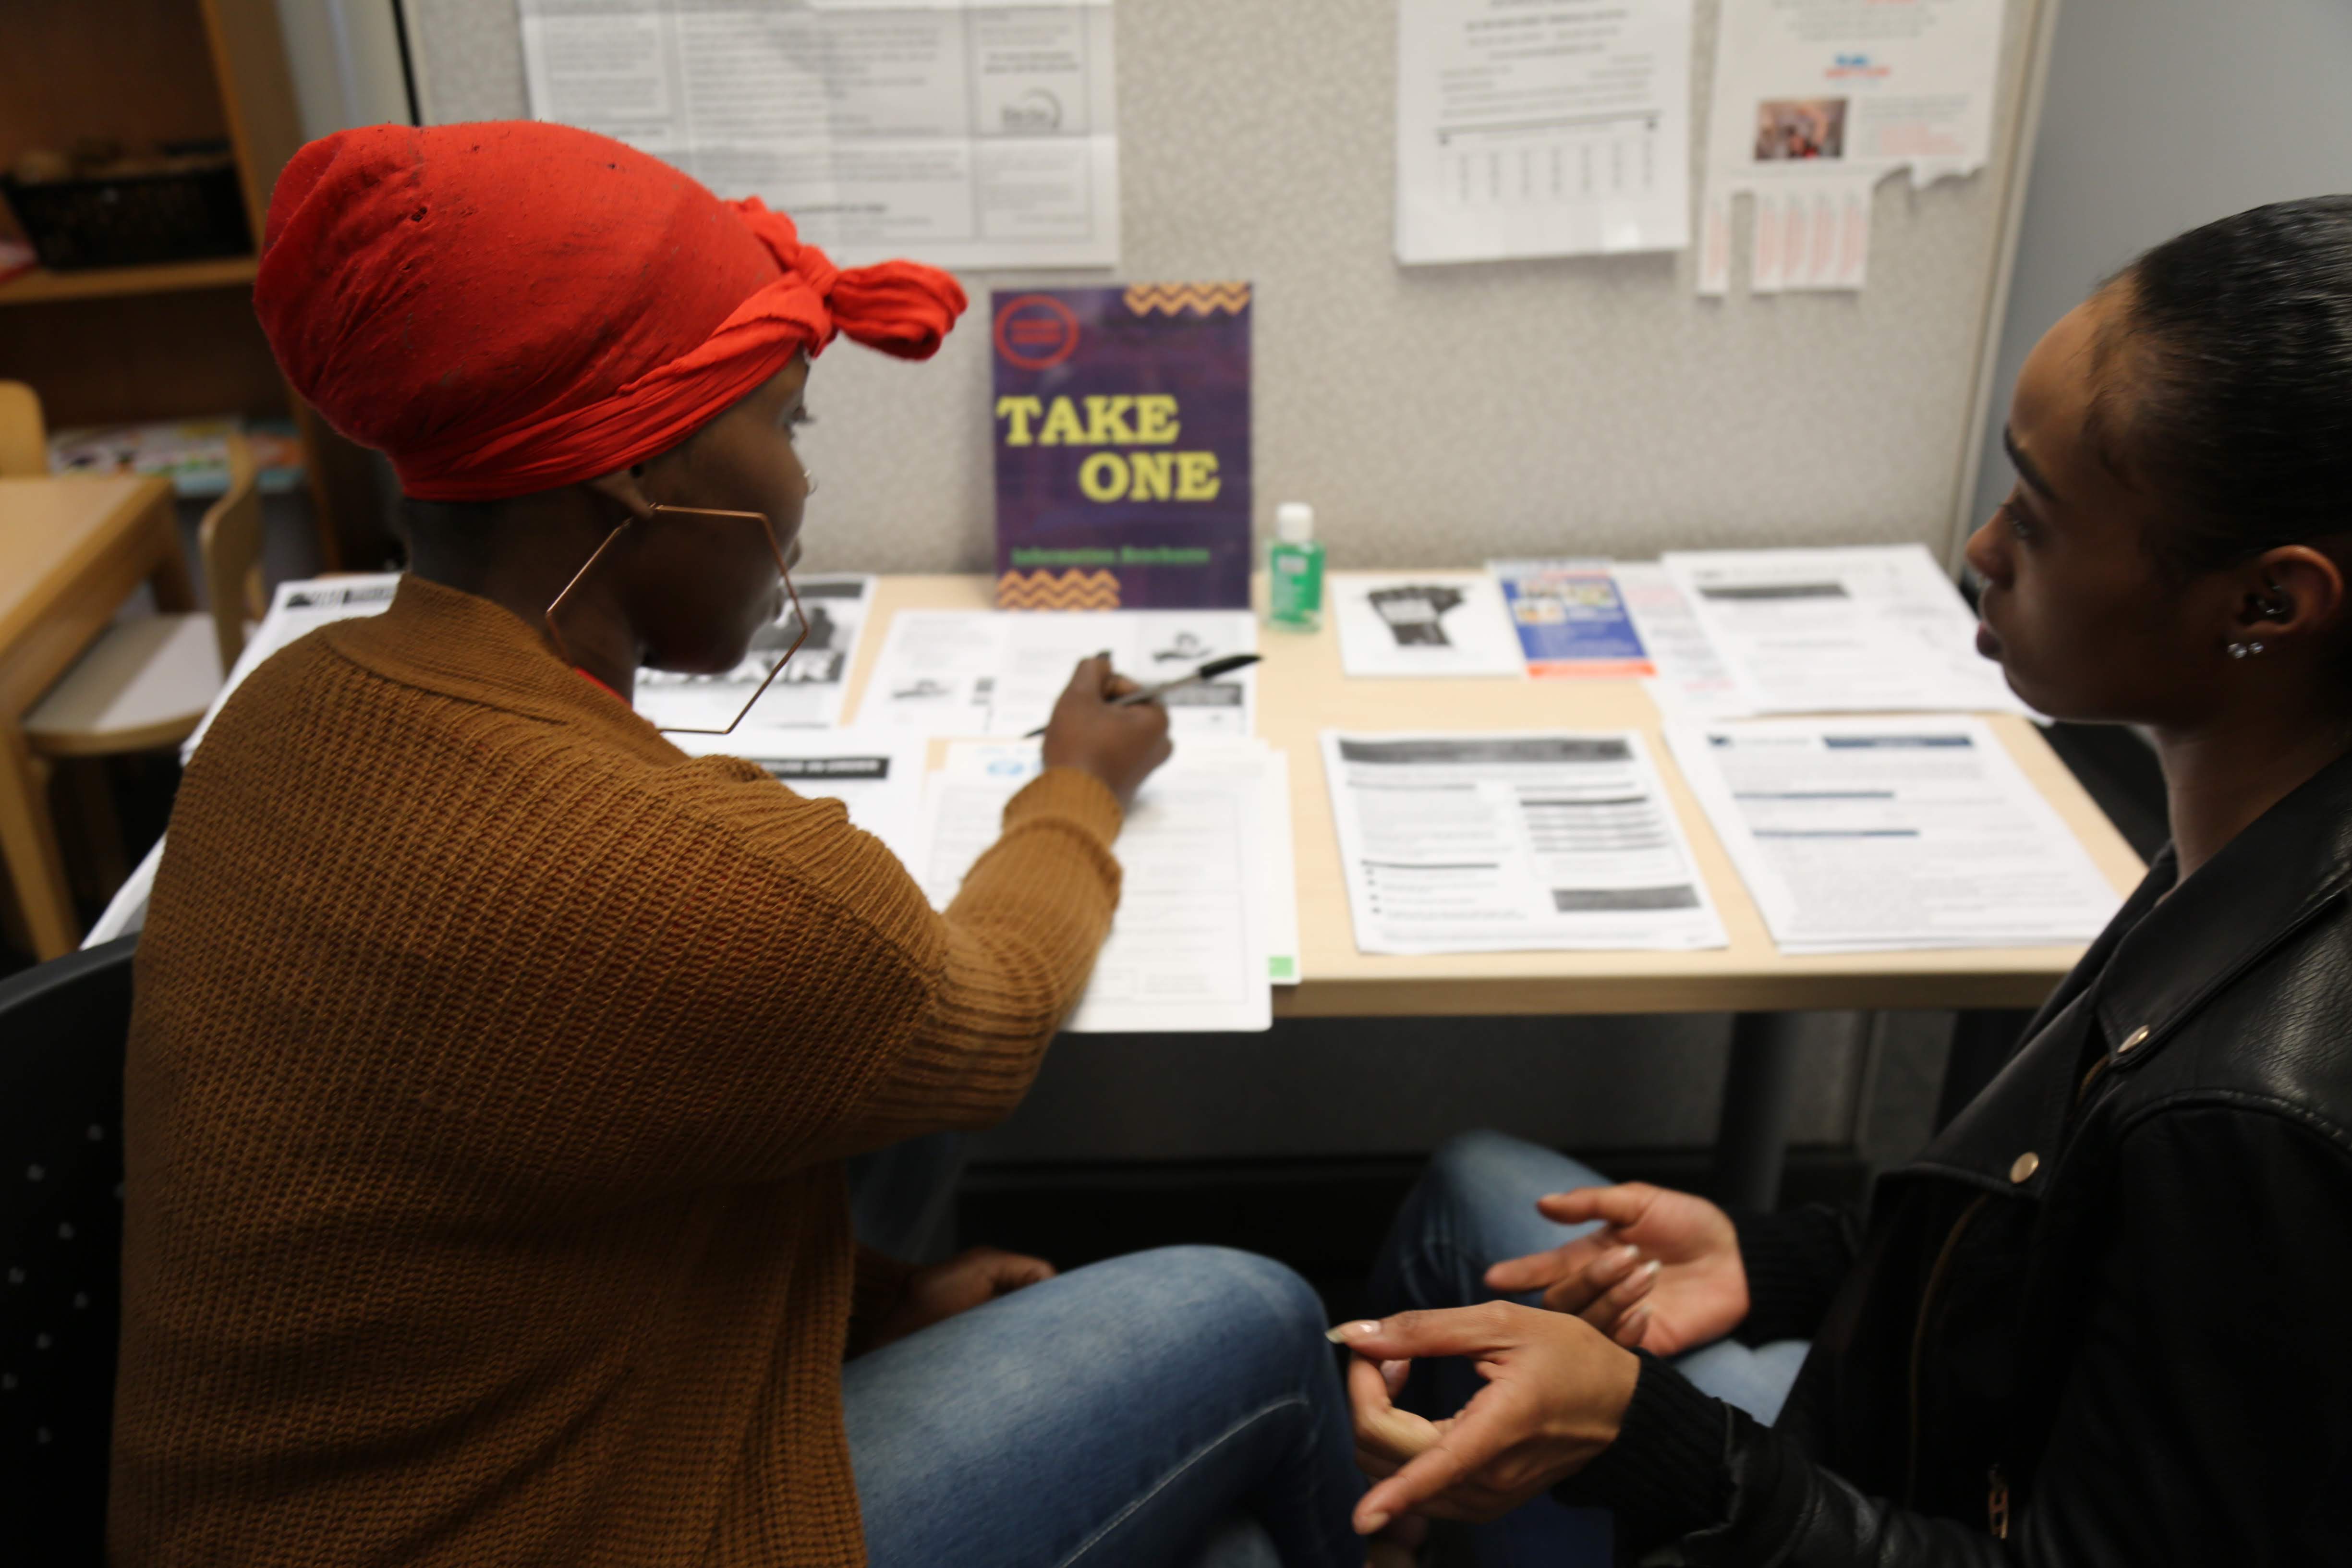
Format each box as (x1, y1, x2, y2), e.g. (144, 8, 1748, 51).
(1482, 1183, 1750, 1355)
(1042, 654, 1173, 810)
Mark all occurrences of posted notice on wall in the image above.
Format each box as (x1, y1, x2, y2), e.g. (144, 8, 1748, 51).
(518, 0, 1119, 270)
(992, 284, 1253, 610)
(1697, 0, 2006, 295)
(1394, 0, 1695, 264)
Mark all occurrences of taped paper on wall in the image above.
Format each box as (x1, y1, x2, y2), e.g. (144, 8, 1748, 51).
(1697, 0, 2007, 296)
(518, 0, 1119, 270)
(1394, 0, 1696, 264)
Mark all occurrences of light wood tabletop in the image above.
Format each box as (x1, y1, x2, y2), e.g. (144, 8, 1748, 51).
(843, 576, 2147, 1022)
(1, 474, 188, 959)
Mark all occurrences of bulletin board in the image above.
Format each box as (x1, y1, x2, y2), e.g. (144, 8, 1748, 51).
(396, 0, 2054, 578)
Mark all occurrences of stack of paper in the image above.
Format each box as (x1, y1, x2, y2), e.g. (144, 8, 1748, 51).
(1667, 717, 2121, 953)
(913, 738, 1296, 1032)
(1322, 730, 1726, 954)
(861, 609, 1257, 737)
(1661, 545, 2028, 717)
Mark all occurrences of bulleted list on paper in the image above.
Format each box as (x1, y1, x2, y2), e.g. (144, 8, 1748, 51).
(1322, 731, 1726, 954)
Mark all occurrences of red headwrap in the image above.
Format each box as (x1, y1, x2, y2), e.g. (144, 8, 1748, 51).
(255, 121, 967, 502)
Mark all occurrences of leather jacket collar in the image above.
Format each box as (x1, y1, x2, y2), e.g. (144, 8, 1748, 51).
(1911, 744, 2352, 1197)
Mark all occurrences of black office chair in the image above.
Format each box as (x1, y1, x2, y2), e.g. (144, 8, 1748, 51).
(0, 935, 136, 1559)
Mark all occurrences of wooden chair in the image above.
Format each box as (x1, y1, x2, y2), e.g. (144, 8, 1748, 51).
(0, 380, 47, 475)
(23, 435, 264, 761)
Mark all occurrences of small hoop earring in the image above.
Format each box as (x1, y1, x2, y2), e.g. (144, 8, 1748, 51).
(2228, 640, 2267, 659)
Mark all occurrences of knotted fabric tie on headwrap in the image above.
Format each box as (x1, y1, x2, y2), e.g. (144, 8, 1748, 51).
(255, 121, 967, 502)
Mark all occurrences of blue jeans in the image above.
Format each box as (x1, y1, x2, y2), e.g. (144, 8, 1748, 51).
(841, 1138, 1363, 1568)
(1367, 1131, 1813, 1568)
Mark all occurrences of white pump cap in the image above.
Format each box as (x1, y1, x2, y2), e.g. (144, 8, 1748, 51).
(1275, 501, 1315, 544)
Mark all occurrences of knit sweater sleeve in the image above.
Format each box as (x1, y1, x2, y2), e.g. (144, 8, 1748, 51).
(823, 766, 1124, 1153)
(1729, 1202, 1863, 1345)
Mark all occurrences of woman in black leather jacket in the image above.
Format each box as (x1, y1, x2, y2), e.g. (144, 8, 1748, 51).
(1334, 196, 2352, 1565)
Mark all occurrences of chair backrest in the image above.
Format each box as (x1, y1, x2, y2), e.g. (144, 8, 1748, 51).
(196, 434, 264, 673)
(0, 936, 136, 1547)
(0, 379, 48, 477)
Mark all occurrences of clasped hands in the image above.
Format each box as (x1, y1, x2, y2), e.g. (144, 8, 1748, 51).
(1333, 1182, 1751, 1535)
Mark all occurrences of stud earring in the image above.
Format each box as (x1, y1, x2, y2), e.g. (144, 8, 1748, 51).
(2228, 641, 2267, 659)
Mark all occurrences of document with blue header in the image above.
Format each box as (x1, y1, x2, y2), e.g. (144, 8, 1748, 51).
(1666, 716, 2122, 953)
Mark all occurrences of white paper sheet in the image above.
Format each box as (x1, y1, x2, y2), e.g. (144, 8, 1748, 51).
(1696, 0, 2007, 295)
(1662, 545, 2028, 717)
(1395, 0, 1695, 264)
(1321, 730, 1726, 954)
(1666, 716, 2121, 952)
(916, 739, 1274, 1031)
(1334, 571, 1525, 679)
(633, 574, 873, 732)
(668, 726, 928, 868)
(518, 0, 1119, 271)
(1609, 561, 1751, 719)
(860, 609, 1257, 737)
(182, 573, 403, 761)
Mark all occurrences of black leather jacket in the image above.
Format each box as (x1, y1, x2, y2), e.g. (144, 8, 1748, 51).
(1573, 748, 2352, 1564)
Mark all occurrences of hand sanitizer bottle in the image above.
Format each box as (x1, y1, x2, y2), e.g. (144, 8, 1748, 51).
(1267, 501, 1325, 632)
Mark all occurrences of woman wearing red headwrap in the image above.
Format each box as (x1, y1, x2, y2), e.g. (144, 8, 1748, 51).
(110, 122, 1369, 1568)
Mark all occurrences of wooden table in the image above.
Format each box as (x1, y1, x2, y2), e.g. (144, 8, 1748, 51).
(844, 576, 2148, 1203)
(0, 475, 188, 960)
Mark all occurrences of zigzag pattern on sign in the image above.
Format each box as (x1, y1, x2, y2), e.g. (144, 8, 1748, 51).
(996, 570, 1124, 610)
(1122, 282, 1252, 317)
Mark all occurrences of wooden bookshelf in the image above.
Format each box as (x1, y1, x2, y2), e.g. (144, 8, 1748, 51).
(0, 255, 260, 307)
(0, 0, 385, 565)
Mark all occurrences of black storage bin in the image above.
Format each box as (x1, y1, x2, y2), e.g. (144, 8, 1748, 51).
(0, 156, 250, 271)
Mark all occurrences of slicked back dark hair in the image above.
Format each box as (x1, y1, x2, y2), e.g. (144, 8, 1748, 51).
(2093, 195, 2352, 574)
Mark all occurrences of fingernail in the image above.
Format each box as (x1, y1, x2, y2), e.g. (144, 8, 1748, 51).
(1361, 1511, 1391, 1534)
(1614, 1244, 1641, 1268)
(1326, 1321, 1380, 1343)
(1644, 1260, 1662, 1279)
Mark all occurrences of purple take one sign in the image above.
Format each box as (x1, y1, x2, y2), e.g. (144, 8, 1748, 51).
(991, 284, 1252, 610)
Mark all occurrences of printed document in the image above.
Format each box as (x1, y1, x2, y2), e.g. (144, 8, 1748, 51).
(1322, 731, 1726, 954)
(1696, 0, 2007, 294)
(182, 573, 401, 760)
(1666, 716, 2121, 953)
(915, 739, 1277, 1031)
(861, 609, 1256, 737)
(1395, 0, 1695, 263)
(1662, 545, 2027, 717)
(668, 726, 927, 868)
(1611, 561, 1750, 718)
(1334, 571, 1525, 679)
(634, 573, 873, 731)
(1490, 559, 1655, 679)
(518, 0, 1119, 270)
